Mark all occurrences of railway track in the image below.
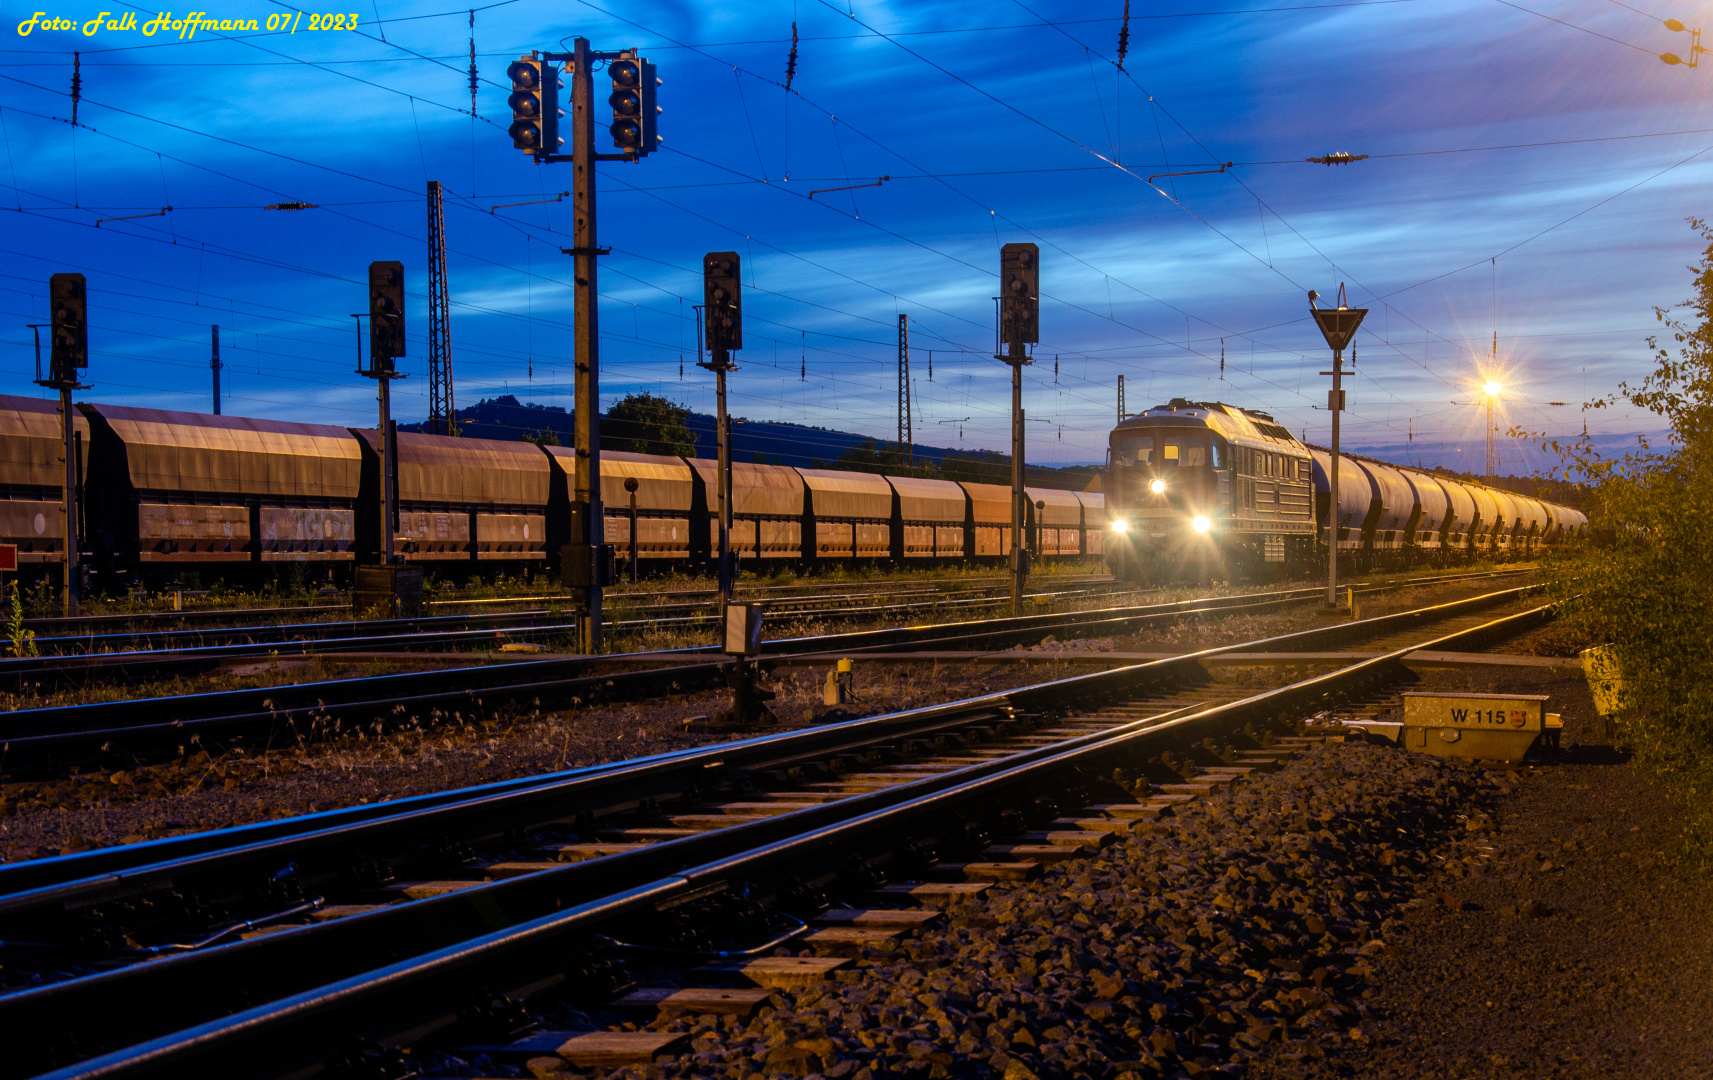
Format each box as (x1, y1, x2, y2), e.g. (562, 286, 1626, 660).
(8, 577, 1128, 663)
(0, 570, 1530, 775)
(0, 579, 1123, 691)
(18, 573, 1124, 639)
(0, 578, 1541, 898)
(0, 587, 1554, 1080)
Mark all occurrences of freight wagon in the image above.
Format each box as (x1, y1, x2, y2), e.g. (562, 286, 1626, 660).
(0, 395, 1105, 590)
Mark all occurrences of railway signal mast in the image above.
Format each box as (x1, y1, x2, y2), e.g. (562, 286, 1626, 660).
(701, 252, 743, 614)
(361, 261, 407, 570)
(505, 38, 660, 653)
(1309, 285, 1366, 612)
(36, 273, 88, 616)
(210, 324, 221, 415)
(998, 243, 1040, 617)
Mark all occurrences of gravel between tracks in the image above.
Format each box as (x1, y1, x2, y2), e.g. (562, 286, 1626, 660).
(434, 664, 1708, 1080)
(435, 740, 1504, 1080)
(0, 660, 1093, 861)
(0, 575, 1535, 862)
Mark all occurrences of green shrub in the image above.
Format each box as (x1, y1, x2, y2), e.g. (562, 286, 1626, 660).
(1544, 218, 1713, 875)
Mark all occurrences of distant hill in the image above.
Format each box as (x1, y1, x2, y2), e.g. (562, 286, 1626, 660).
(402, 396, 1100, 491)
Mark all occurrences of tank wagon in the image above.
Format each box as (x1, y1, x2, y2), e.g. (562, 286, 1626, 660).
(1104, 398, 1586, 583)
(0, 394, 1106, 590)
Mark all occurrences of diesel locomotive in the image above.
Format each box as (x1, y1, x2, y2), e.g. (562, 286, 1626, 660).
(1103, 399, 1586, 583)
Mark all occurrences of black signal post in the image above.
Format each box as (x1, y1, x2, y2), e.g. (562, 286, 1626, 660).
(998, 243, 1039, 617)
(360, 261, 407, 567)
(507, 36, 661, 654)
(36, 272, 89, 615)
(700, 251, 742, 615)
(623, 475, 640, 583)
(1309, 286, 1366, 611)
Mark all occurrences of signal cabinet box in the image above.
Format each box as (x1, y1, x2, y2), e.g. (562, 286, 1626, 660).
(1399, 692, 1549, 761)
(353, 565, 424, 619)
(724, 603, 764, 656)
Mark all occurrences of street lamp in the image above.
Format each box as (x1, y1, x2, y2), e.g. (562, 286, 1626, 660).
(1482, 380, 1502, 484)
(1309, 285, 1367, 611)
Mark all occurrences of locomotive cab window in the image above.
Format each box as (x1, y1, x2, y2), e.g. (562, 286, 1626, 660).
(1113, 436, 1153, 467)
(1162, 436, 1206, 467)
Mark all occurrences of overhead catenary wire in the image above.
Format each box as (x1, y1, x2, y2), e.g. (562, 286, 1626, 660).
(0, 0, 1658, 449)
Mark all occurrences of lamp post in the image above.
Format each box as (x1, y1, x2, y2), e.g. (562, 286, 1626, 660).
(1482, 380, 1502, 485)
(1309, 287, 1367, 610)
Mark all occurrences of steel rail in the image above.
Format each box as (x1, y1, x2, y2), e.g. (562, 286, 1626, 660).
(0, 588, 1536, 979)
(0, 586, 1088, 687)
(0, 572, 1530, 775)
(4, 583, 1122, 681)
(0, 576, 1536, 906)
(15, 563, 1505, 647)
(7, 600, 1555, 1080)
(18, 573, 1120, 637)
(7, 569, 1511, 665)
(20, 581, 1057, 654)
(0, 574, 1529, 776)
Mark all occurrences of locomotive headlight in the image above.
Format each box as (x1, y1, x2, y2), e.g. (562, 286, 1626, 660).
(1191, 515, 1211, 534)
(1110, 519, 1129, 534)
(1150, 478, 1166, 494)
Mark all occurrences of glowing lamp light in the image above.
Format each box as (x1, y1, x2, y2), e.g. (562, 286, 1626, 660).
(1483, 380, 1502, 397)
(1110, 519, 1129, 534)
(1191, 515, 1211, 534)
(1150, 478, 1167, 494)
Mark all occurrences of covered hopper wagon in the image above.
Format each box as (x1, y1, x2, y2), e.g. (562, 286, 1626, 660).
(0, 395, 1105, 590)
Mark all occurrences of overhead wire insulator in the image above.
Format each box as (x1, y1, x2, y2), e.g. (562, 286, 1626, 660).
(468, 10, 479, 116)
(1116, 0, 1131, 71)
(785, 21, 799, 91)
(1660, 21, 1705, 67)
(70, 52, 81, 126)
(1306, 152, 1368, 165)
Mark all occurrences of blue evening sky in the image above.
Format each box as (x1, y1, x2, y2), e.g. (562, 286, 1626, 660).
(3, 0, 1709, 471)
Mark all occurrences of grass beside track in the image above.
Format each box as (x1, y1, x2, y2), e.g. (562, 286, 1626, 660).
(40, 560, 1116, 621)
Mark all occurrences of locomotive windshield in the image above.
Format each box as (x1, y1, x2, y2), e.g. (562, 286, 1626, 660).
(1113, 436, 1153, 467)
(1162, 437, 1207, 467)
(1112, 431, 1221, 469)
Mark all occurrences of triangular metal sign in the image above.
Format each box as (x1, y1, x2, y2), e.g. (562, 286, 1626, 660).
(1311, 307, 1367, 352)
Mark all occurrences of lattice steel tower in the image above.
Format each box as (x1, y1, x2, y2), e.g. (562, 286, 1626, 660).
(426, 180, 456, 435)
(897, 313, 912, 465)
